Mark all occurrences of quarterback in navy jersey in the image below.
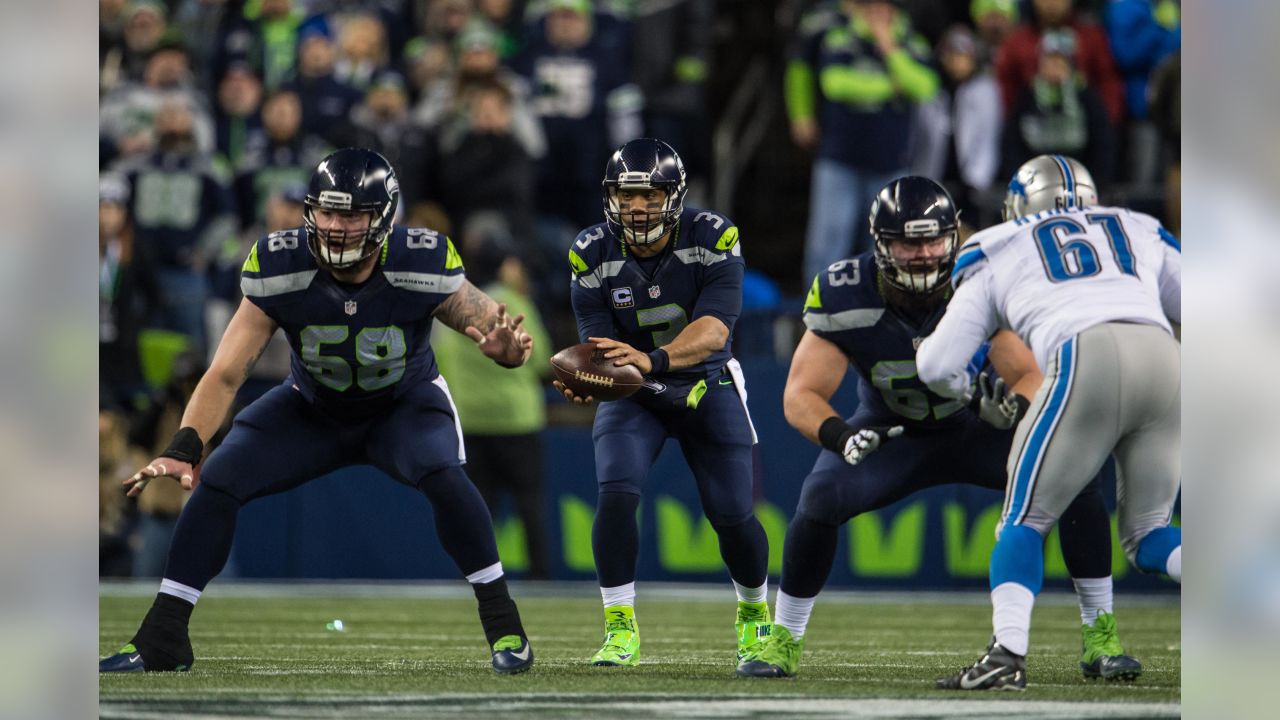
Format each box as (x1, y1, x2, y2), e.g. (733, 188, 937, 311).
(737, 177, 1139, 682)
(556, 138, 771, 667)
(100, 149, 537, 676)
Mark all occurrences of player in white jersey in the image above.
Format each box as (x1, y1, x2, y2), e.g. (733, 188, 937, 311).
(917, 155, 1181, 691)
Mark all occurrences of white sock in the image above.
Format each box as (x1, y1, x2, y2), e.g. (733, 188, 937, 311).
(774, 590, 816, 639)
(1166, 546, 1181, 583)
(465, 561, 504, 585)
(733, 579, 767, 604)
(991, 582, 1035, 656)
(1072, 576, 1114, 626)
(159, 579, 201, 606)
(600, 582, 636, 608)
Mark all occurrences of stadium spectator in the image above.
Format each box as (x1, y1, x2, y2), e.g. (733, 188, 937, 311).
(787, 0, 939, 283)
(971, 0, 1019, 52)
(213, 62, 264, 171)
(100, 0, 132, 91)
(434, 80, 536, 243)
(287, 19, 365, 147)
(423, 0, 477, 46)
(630, 0, 713, 199)
(113, 97, 236, 351)
(476, 0, 527, 60)
(414, 19, 546, 159)
(1001, 30, 1115, 183)
(213, 0, 308, 91)
(127, 352, 210, 578)
(100, 33, 217, 160)
(172, 0, 235, 93)
(334, 12, 391, 91)
(100, 407, 141, 578)
(1104, 0, 1179, 121)
(512, 0, 642, 282)
(1147, 50, 1179, 235)
(342, 71, 434, 208)
(233, 89, 330, 230)
(995, 0, 1125, 125)
(103, 0, 169, 91)
(433, 219, 553, 580)
(403, 34, 454, 105)
(914, 24, 1003, 227)
(100, 174, 159, 413)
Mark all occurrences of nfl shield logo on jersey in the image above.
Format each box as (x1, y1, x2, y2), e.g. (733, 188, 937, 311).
(344, 300, 358, 316)
(648, 285, 662, 299)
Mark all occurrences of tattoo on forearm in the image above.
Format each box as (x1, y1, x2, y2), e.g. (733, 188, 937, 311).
(241, 341, 268, 382)
(435, 282, 495, 332)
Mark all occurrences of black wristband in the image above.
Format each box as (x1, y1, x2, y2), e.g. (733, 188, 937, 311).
(161, 427, 204, 464)
(1013, 394, 1031, 424)
(646, 348, 670, 375)
(818, 416, 856, 454)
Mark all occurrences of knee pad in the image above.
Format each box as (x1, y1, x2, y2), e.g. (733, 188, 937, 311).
(794, 471, 845, 527)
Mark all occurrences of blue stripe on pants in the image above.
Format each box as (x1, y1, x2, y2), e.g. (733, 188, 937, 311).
(1005, 337, 1076, 528)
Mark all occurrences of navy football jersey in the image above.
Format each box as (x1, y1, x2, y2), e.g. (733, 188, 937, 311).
(240, 225, 464, 417)
(568, 206, 744, 401)
(802, 252, 977, 428)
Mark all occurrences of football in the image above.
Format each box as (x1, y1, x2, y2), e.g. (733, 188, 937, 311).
(550, 342, 644, 401)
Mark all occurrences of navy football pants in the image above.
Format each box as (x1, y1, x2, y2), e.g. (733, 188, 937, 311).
(162, 378, 500, 591)
(781, 409, 1112, 598)
(590, 374, 769, 589)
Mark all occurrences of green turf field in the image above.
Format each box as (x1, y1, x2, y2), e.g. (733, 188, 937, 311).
(100, 583, 1179, 718)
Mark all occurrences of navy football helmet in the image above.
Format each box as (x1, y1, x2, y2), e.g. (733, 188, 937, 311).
(602, 138, 687, 245)
(869, 176, 960, 295)
(303, 148, 400, 270)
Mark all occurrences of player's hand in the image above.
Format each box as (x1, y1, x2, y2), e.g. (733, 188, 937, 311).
(466, 303, 532, 367)
(552, 379, 594, 405)
(840, 425, 904, 466)
(790, 118, 818, 150)
(123, 457, 197, 497)
(974, 373, 1020, 430)
(589, 337, 652, 374)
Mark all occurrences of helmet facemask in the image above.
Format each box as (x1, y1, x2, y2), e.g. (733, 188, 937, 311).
(304, 191, 394, 271)
(874, 219, 959, 296)
(604, 172, 682, 246)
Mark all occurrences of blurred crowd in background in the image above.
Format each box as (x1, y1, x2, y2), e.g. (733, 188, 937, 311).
(99, 0, 1180, 577)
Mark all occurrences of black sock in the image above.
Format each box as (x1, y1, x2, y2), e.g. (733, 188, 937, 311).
(130, 593, 195, 670)
(592, 491, 641, 587)
(472, 577, 525, 647)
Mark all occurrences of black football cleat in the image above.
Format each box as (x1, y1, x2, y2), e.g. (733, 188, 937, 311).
(936, 638, 1027, 691)
(491, 635, 534, 674)
(99, 643, 190, 673)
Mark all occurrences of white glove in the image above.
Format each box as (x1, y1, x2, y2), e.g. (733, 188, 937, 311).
(840, 425, 904, 466)
(974, 373, 1020, 429)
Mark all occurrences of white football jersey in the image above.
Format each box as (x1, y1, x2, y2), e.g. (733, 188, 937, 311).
(917, 205, 1181, 398)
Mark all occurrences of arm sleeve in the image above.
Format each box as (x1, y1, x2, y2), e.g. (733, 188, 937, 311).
(916, 268, 1000, 399)
(570, 279, 615, 344)
(784, 14, 823, 122)
(691, 256, 744, 335)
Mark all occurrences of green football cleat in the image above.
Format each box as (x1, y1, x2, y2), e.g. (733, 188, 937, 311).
(1080, 612, 1143, 681)
(735, 600, 772, 662)
(735, 624, 803, 678)
(590, 606, 640, 666)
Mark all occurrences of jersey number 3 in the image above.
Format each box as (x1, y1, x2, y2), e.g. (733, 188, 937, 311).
(1034, 214, 1136, 282)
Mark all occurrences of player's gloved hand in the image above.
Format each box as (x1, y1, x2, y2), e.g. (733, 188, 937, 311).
(840, 425, 904, 466)
(973, 373, 1020, 430)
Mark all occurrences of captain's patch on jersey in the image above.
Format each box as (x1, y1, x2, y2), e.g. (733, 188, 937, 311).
(611, 286, 634, 308)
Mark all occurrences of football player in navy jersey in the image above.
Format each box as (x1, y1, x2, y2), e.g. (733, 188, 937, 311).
(556, 138, 771, 667)
(736, 176, 1139, 682)
(100, 148, 537, 675)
